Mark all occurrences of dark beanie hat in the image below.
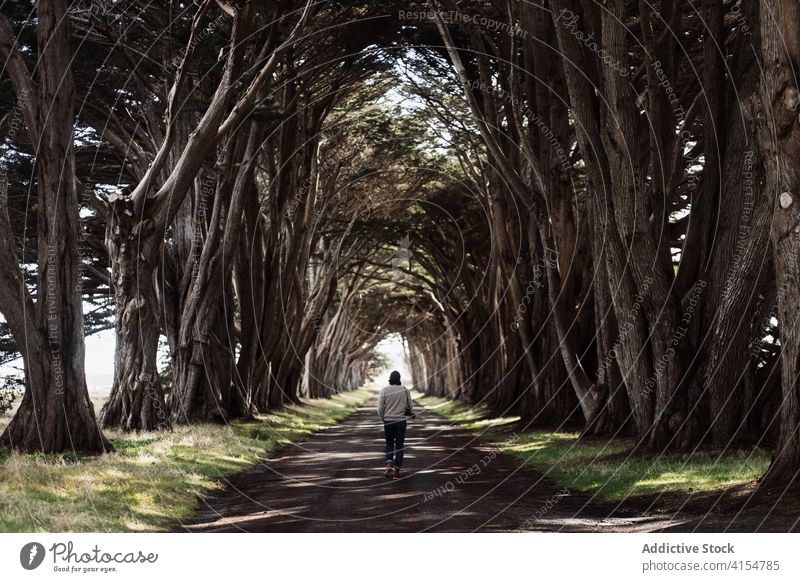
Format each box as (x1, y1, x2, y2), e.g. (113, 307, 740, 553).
(389, 370, 401, 385)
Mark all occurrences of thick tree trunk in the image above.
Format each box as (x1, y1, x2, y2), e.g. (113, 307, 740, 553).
(231, 189, 264, 417)
(585, 194, 630, 435)
(171, 327, 232, 423)
(702, 106, 768, 445)
(753, 0, 800, 487)
(3, 340, 110, 452)
(0, 0, 110, 452)
(600, 0, 695, 451)
(171, 124, 260, 423)
(100, 209, 170, 431)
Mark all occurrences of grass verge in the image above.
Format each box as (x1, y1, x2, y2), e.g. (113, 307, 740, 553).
(416, 393, 770, 503)
(0, 388, 372, 532)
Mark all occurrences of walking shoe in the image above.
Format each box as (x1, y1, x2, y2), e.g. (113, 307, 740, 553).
(384, 463, 394, 478)
(393, 467, 401, 479)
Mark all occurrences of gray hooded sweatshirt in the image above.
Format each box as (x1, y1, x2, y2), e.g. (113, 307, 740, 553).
(377, 384, 414, 422)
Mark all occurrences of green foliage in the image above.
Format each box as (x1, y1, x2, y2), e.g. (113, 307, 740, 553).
(368, 350, 391, 374)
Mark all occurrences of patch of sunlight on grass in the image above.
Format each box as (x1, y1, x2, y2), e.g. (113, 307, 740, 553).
(0, 388, 371, 532)
(415, 393, 495, 426)
(418, 392, 771, 503)
(463, 416, 520, 431)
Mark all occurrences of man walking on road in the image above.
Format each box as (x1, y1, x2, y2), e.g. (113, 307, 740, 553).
(378, 370, 415, 479)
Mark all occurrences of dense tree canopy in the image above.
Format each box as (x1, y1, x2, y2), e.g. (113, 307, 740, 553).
(0, 0, 798, 489)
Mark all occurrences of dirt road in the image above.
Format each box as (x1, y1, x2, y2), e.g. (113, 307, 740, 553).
(178, 401, 797, 532)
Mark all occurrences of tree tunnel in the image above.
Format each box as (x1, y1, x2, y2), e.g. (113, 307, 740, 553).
(0, 0, 797, 488)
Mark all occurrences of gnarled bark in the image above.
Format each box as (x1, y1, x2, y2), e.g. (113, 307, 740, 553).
(0, 1, 110, 453)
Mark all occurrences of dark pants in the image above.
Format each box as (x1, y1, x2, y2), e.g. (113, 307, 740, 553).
(384, 420, 407, 468)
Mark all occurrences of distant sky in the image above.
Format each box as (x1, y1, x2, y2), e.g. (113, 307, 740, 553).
(375, 333, 406, 377)
(83, 328, 117, 387)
